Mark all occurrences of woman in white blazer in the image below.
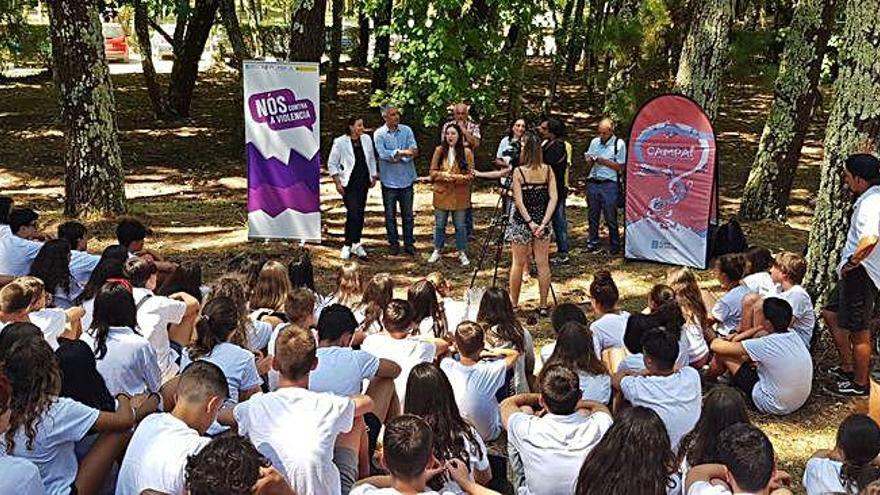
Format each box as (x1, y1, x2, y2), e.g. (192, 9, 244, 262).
(328, 117, 379, 260)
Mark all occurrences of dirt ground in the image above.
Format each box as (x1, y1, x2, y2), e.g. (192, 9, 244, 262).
(0, 60, 856, 490)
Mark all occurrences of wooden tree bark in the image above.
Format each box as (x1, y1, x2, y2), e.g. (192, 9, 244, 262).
(245, 0, 264, 57)
(167, 0, 220, 117)
(219, 0, 250, 70)
(673, 0, 734, 119)
(804, 0, 880, 305)
(739, 0, 837, 221)
(47, 0, 126, 216)
(133, 0, 169, 119)
(602, 0, 641, 123)
(371, 0, 392, 91)
(543, 0, 575, 113)
(564, 0, 587, 74)
(326, 0, 343, 101)
(507, 24, 528, 120)
(288, 0, 327, 63)
(354, 8, 369, 66)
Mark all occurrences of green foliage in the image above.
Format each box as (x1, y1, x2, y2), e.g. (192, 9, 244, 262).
(727, 29, 781, 84)
(0, 0, 49, 69)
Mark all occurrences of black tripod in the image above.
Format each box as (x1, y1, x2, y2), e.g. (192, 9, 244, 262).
(468, 173, 513, 291)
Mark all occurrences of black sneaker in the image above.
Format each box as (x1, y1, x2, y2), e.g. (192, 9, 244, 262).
(610, 247, 621, 256)
(825, 379, 869, 397)
(403, 245, 416, 256)
(389, 244, 400, 255)
(551, 254, 570, 265)
(586, 244, 602, 253)
(828, 365, 854, 382)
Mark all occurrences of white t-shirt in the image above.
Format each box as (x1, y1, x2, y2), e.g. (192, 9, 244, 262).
(540, 342, 555, 364)
(28, 308, 67, 350)
(742, 331, 813, 415)
(0, 234, 99, 281)
(133, 287, 187, 383)
(8, 397, 100, 495)
(351, 487, 453, 495)
(181, 342, 263, 435)
(439, 427, 490, 494)
(508, 410, 613, 495)
(620, 366, 702, 450)
(840, 185, 880, 286)
(115, 413, 211, 495)
(777, 286, 815, 348)
(618, 333, 690, 373)
(246, 319, 274, 352)
(0, 452, 46, 495)
(802, 457, 852, 495)
(590, 312, 631, 358)
(309, 346, 380, 397)
(711, 285, 751, 336)
(234, 387, 355, 495)
(485, 326, 535, 395)
(81, 325, 162, 396)
(443, 297, 468, 335)
(51, 278, 84, 310)
(742, 272, 780, 297)
(686, 481, 744, 495)
(440, 357, 507, 441)
(361, 334, 436, 403)
(683, 322, 709, 364)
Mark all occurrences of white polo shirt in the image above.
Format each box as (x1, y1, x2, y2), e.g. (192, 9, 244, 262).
(440, 357, 508, 441)
(81, 325, 162, 396)
(133, 287, 187, 383)
(840, 185, 880, 286)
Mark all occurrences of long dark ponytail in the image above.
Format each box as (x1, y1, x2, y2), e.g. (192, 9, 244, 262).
(188, 296, 242, 360)
(90, 281, 137, 359)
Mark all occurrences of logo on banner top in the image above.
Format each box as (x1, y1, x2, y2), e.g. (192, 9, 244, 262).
(248, 89, 317, 132)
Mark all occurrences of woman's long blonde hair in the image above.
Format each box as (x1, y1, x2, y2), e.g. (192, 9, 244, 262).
(520, 132, 543, 169)
(334, 262, 364, 308)
(358, 273, 394, 332)
(666, 267, 709, 328)
(248, 260, 291, 312)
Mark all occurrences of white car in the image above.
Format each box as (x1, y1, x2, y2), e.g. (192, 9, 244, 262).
(151, 24, 216, 61)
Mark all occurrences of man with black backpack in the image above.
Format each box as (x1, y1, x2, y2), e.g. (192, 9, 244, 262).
(585, 118, 626, 255)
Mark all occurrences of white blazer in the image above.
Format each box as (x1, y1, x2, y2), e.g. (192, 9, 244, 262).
(327, 134, 378, 187)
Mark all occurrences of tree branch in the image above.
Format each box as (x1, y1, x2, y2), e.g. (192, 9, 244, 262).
(147, 18, 178, 50)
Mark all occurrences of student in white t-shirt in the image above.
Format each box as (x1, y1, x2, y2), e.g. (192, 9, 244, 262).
(501, 364, 614, 495)
(685, 423, 791, 495)
(352, 272, 394, 346)
(351, 415, 500, 495)
(618, 298, 690, 373)
(707, 254, 751, 337)
(29, 239, 84, 310)
(614, 327, 702, 451)
(180, 296, 264, 436)
(441, 321, 518, 442)
(477, 287, 534, 395)
(266, 288, 318, 392)
(226, 324, 374, 495)
(711, 298, 813, 415)
(56, 221, 92, 286)
(543, 321, 611, 404)
(361, 299, 448, 405)
(742, 247, 780, 297)
(116, 360, 228, 495)
(540, 302, 589, 364)
(803, 414, 880, 495)
(75, 244, 130, 330)
(587, 270, 631, 372)
(3, 335, 159, 495)
(81, 281, 163, 397)
(666, 267, 712, 368)
(574, 405, 678, 494)
(404, 362, 492, 492)
(409, 279, 449, 339)
(0, 277, 81, 350)
(207, 276, 273, 353)
(426, 272, 469, 337)
(0, 369, 46, 495)
(248, 260, 293, 330)
(184, 433, 296, 495)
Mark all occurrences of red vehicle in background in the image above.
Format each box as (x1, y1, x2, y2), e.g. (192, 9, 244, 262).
(102, 23, 129, 63)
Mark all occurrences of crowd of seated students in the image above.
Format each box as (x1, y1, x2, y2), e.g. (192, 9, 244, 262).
(3, 195, 880, 495)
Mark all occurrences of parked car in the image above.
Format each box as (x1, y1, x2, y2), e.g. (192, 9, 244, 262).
(102, 23, 129, 63)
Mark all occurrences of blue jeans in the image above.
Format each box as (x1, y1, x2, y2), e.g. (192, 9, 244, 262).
(382, 185, 415, 248)
(551, 195, 569, 254)
(466, 207, 474, 237)
(434, 209, 468, 251)
(587, 180, 620, 250)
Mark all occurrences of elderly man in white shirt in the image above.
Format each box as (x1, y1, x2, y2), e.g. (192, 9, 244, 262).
(584, 118, 626, 255)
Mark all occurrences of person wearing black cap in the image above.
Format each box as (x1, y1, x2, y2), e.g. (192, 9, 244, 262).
(824, 153, 880, 397)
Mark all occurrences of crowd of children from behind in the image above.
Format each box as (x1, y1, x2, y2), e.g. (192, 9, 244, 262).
(0, 197, 879, 495)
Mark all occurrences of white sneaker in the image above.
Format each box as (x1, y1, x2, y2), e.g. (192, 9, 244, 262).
(352, 243, 367, 259)
(459, 252, 470, 267)
(340, 245, 351, 260)
(428, 250, 441, 263)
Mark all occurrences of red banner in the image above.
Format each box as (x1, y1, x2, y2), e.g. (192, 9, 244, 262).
(624, 94, 717, 268)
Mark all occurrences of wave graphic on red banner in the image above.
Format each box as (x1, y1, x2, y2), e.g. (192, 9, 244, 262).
(247, 142, 320, 216)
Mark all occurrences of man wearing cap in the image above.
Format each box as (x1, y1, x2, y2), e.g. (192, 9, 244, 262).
(823, 153, 880, 397)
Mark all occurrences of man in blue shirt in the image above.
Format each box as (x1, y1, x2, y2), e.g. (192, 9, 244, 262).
(373, 105, 419, 255)
(585, 118, 627, 255)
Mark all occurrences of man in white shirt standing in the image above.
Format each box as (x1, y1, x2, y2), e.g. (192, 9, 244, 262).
(501, 364, 613, 495)
(116, 360, 228, 495)
(822, 154, 880, 397)
(584, 118, 626, 255)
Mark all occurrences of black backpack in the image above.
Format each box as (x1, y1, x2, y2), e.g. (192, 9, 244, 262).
(709, 218, 748, 259)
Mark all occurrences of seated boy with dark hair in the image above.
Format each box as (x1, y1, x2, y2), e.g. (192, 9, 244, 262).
(686, 423, 792, 495)
(352, 414, 499, 495)
(501, 364, 612, 494)
(185, 434, 295, 495)
(711, 298, 813, 415)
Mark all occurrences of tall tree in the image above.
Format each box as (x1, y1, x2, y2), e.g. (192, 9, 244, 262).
(602, 0, 641, 122)
(354, 6, 370, 66)
(219, 0, 251, 69)
(804, 0, 880, 305)
(543, 0, 575, 112)
(564, 0, 588, 74)
(371, 0, 392, 91)
(133, 0, 169, 119)
(47, 0, 126, 215)
(739, 0, 837, 221)
(673, 0, 734, 119)
(167, 0, 221, 117)
(327, 0, 343, 100)
(288, 0, 327, 62)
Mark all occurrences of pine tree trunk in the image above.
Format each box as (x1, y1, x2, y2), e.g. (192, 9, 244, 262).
(245, 0, 263, 57)
(354, 9, 369, 66)
(674, 0, 734, 120)
(543, 0, 575, 113)
(508, 24, 528, 120)
(133, 0, 169, 119)
(564, 0, 588, 74)
(603, 0, 641, 123)
(288, 0, 327, 63)
(219, 0, 250, 70)
(47, 0, 126, 216)
(167, 0, 220, 117)
(739, 0, 837, 221)
(326, 0, 343, 101)
(804, 0, 880, 305)
(371, 0, 392, 91)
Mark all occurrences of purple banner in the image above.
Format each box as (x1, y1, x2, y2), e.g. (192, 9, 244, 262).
(247, 143, 320, 216)
(248, 89, 317, 132)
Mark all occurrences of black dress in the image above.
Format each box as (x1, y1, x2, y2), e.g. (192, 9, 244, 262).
(505, 166, 552, 244)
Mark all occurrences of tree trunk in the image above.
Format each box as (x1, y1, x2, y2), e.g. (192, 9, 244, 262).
(507, 24, 528, 120)
(167, 0, 220, 118)
(173, 0, 190, 54)
(288, 0, 327, 63)
(673, 0, 734, 119)
(371, 0, 392, 91)
(564, 0, 588, 74)
(47, 0, 126, 216)
(804, 0, 880, 306)
(219, 0, 250, 70)
(133, 0, 169, 119)
(543, 0, 575, 113)
(326, 0, 343, 101)
(245, 0, 263, 57)
(739, 0, 837, 221)
(602, 0, 641, 123)
(354, 8, 369, 66)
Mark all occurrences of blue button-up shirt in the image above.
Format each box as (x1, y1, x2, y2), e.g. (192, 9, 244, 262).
(585, 135, 626, 182)
(374, 124, 418, 189)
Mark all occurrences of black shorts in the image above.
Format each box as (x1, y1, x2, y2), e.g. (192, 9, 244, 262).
(732, 362, 759, 404)
(825, 265, 879, 331)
